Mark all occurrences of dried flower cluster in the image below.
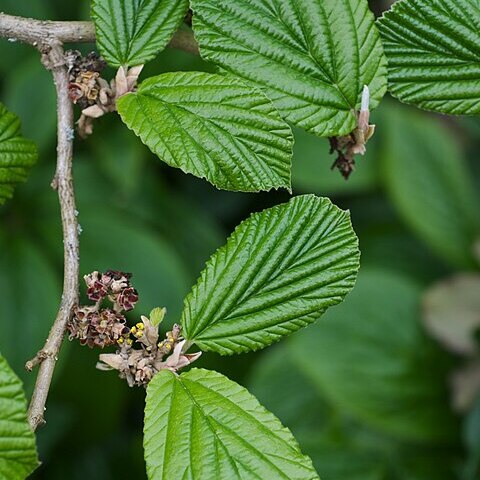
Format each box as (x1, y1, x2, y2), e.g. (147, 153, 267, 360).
(68, 270, 138, 348)
(329, 85, 376, 179)
(65, 50, 143, 138)
(98, 315, 201, 387)
(68, 270, 200, 386)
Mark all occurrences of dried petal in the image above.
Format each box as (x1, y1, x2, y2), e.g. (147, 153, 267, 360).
(81, 105, 105, 119)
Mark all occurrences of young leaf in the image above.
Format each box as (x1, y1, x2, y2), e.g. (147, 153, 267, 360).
(144, 368, 319, 480)
(149, 307, 167, 327)
(181, 194, 359, 354)
(379, 104, 480, 269)
(377, 0, 480, 115)
(0, 353, 38, 479)
(0, 102, 37, 205)
(190, 0, 387, 137)
(289, 269, 458, 443)
(91, 0, 189, 67)
(117, 71, 293, 192)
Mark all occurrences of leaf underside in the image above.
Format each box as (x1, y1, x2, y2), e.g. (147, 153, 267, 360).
(377, 0, 480, 115)
(0, 102, 37, 205)
(0, 353, 38, 479)
(181, 194, 360, 355)
(117, 71, 293, 192)
(144, 368, 319, 480)
(91, 0, 189, 67)
(191, 0, 387, 137)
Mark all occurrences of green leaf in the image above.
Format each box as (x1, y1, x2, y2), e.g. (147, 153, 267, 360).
(0, 353, 38, 479)
(181, 194, 359, 354)
(117, 71, 293, 192)
(379, 103, 480, 269)
(290, 269, 458, 443)
(0, 102, 37, 205)
(149, 307, 167, 327)
(144, 368, 319, 480)
(91, 0, 189, 67)
(377, 0, 480, 115)
(191, 0, 387, 137)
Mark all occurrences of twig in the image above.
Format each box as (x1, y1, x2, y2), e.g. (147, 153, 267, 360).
(0, 13, 199, 54)
(0, 11, 198, 431)
(25, 40, 79, 431)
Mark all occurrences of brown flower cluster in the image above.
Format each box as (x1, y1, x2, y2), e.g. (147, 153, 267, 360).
(66, 51, 106, 109)
(67, 270, 138, 349)
(68, 271, 200, 386)
(84, 270, 139, 311)
(65, 50, 142, 138)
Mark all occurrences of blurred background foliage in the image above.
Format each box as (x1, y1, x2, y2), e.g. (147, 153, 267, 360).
(0, 0, 479, 479)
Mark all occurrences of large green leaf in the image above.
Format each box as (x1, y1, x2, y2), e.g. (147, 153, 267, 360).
(0, 353, 38, 479)
(91, 0, 189, 67)
(377, 0, 480, 115)
(191, 0, 387, 137)
(117, 71, 293, 192)
(290, 269, 458, 443)
(181, 194, 359, 354)
(379, 104, 480, 269)
(144, 368, 319, 480)
(0, 102, 37, 205)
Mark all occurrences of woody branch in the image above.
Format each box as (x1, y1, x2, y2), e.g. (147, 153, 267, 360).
(0, 12, 198, 431)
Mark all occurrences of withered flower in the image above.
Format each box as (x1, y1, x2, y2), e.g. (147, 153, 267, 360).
(70, 271, 198, 386)
(73, 63, 144, 138)
(112, 286, 138, 312)
(82, 270, 136, 311)
(68, 307, 130, 349)
(97, 316, 201, 387)
(329, 85, 376, 179)
(84, 271, 109, 302)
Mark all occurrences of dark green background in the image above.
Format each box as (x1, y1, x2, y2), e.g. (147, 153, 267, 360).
(0, 1, 479, 478)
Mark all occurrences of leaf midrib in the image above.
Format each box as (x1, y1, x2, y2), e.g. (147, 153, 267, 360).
(194, 0, 354, 110)
(185, 198, 319, 338)
(140, 92, 286, 187)
(178, 374, 301, 479)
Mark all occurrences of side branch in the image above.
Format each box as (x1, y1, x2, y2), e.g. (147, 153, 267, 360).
(26, 42, 80, 431)
(0, 13, 198, 54)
